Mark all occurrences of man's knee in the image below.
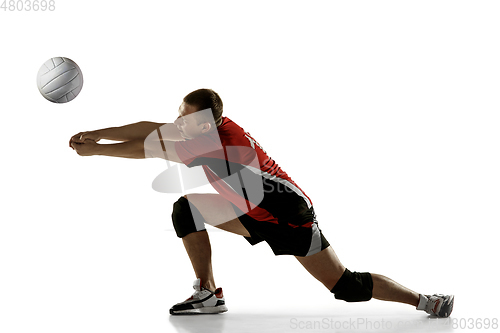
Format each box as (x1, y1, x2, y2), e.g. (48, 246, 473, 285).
(171, 196, 206, 238)
(330, 268, 373, 302)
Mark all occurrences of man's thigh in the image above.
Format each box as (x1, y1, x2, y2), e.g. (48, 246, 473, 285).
(185, 193, 250, 237)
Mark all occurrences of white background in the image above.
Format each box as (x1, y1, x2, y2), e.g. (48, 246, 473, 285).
(1, 1, 499, 332)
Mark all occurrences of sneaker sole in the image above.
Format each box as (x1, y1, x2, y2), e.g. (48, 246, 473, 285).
(170, 305, 228, 315)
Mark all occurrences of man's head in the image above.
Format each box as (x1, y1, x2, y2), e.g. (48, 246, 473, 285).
(174, 89, 224, 140)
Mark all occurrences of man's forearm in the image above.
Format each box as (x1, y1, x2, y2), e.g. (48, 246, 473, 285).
(93, 137, 182, 162)
(96, 121, 167, 142)
(95, 139, 145, 159)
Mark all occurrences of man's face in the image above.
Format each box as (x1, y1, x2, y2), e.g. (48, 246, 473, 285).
(174, 102, 211, 140)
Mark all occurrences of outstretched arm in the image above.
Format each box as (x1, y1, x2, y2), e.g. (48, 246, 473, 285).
(97, 122, 184, 142)
(70, 135, 181, 162)
(70, 122, 183, 145)
(96, 121, 166, 141)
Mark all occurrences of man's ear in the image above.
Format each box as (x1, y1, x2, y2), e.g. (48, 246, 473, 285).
(201, 122, 212, 133)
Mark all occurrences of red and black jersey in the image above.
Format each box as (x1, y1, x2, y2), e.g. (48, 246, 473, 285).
(175, 117, 313, 226)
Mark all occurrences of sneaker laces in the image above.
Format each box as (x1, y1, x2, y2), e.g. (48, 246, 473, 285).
(185, 282, 214, 301)
(426, 294, 443, 314)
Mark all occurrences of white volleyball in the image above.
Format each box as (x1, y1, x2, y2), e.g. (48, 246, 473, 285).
(37, 57, 83, 103)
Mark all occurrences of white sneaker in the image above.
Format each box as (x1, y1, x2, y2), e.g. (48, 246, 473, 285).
(417, 294, 454, 317)
(169, 278, 228, 315)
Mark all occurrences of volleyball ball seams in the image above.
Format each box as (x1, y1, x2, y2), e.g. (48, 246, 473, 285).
(37, 57, 83, 103)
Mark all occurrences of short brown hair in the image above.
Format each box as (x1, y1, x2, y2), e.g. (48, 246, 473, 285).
(183, 88, 223, 127)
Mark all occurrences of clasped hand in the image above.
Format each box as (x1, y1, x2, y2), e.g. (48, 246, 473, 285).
(69, 131, 101, 156)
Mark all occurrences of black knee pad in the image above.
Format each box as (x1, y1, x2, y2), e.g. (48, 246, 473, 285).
(171, 196, 206, 238)
(331, 268, 373, 302)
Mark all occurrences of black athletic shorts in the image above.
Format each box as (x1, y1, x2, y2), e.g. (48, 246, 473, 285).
(231, 204, 330, 257)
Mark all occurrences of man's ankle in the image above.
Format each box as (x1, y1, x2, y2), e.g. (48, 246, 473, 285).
(203, 281, 217, 292)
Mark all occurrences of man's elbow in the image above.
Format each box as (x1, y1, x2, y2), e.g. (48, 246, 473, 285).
(130, 139, 146, 159)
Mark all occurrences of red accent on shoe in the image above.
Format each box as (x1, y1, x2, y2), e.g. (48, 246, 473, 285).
(433, 300, 440, 314)
(215, 288, 224, 298)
